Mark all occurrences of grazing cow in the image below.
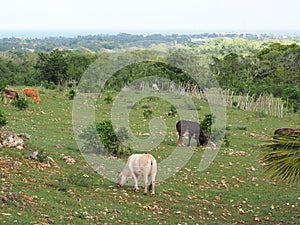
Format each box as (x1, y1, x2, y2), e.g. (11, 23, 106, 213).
(273, 128, 300, 150)
(22, 88, 41, 104)
(274, 128, 300, 137)
(2, 89, 19, 104)
(176, 120, 207, 147)
(117, 154, 157, 195)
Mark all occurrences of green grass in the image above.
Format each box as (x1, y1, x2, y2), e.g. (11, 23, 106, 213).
(1, 87, 299, 224)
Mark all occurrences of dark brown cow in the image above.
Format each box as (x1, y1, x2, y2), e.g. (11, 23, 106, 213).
(2, 89, 19, 104)
(274, 128, 300, 136)
(176, 120, 207, 147)
(273, 128, 300, 150)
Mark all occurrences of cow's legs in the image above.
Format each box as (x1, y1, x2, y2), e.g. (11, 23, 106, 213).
(177, 135, 182, 146)
(150, 175, 155, 195)
(132, 173, 139, 192)
(187, 136, 191, 146)
(196, 137, 200, 146)
(143, 174, 148, 195)
(178, 135, 185, 146)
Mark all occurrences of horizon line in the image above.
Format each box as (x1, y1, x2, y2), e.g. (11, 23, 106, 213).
(0, 29, 300, 38)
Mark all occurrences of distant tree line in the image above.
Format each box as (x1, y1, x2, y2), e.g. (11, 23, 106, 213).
(1, 33, 299, 53)
(210, 43, 300, 111)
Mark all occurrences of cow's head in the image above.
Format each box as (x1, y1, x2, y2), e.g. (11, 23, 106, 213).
(117, 171, 128, 188)
(198, 134, 207, 146)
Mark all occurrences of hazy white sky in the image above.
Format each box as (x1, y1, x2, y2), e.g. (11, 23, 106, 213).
(1, 0, 299, 33)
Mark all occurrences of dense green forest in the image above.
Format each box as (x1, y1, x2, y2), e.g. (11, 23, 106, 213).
(0, 33, 299, 111)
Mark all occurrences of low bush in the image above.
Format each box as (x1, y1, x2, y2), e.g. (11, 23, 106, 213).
(200, 113, 215, 134)
(0, 110, 7, 127)
(66, 89, 76, 100)
(79, 120, 132, 157)
(12, 98, 29, 111)
(143, 109, 153, 119)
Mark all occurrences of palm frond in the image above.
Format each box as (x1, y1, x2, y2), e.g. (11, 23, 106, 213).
(261, 134, 300, 185)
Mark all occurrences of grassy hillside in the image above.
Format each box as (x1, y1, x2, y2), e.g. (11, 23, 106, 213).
(1, 87, 299, 224)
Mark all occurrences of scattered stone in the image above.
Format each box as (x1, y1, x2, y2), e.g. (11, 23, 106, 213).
(17, 133, 31, 139)
(0, 132, 25, 149)
(29, 151, 39, 159)
(61, 154, 76, 164)
(223, 149, 250, 156)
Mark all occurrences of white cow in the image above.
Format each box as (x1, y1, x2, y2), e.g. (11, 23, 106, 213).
(117, 154, 157, 195)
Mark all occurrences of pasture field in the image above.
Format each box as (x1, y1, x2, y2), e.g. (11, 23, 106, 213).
(0, 87, 299, 225)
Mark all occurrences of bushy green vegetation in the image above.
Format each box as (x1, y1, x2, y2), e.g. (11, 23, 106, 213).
(79, 120, 132, 156)
(200, 113, 215, 134)
(210, 43, 300, 112)
(11, 97, 29, 111)
(1, 38, 299, 112)
(0, 110, 7, 127)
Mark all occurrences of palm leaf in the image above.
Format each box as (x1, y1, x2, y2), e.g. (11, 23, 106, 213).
(261, 134, 300, 185)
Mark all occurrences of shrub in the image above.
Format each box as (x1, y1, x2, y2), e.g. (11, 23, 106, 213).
(104, 93, 113, 104)
(79, 120, 132, 157)
(12, 98, 29, 111)
(42, 80, 57, 90)
(66, 89, 76, 100)
(0, 110, 7, 127)
(168, 105, 177, 117)
(0, 80, 7, 92)
(282, 87, 300, 112)
(143, 109, 153, 119)
(37, 151, 48, 163)
(200, 113, 215, 134)
(79, 124, 102, 154)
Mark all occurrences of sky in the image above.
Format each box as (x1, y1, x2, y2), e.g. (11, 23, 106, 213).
(1, 0, 300, 36)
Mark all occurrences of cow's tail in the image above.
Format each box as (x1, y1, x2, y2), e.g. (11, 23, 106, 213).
(148, 158, 157, 192)
(148, 182, 153, 192)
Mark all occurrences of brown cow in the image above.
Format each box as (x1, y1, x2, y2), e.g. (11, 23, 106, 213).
(273, 128, 300, 150)
(2, 89, 19, 104)
(274, 128, 300, 136)
(22, 88, 41, 104)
